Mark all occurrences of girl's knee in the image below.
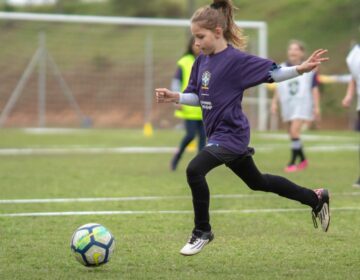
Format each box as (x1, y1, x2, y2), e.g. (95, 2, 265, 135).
(245, 174, 270, 191)
(186, 162, 200, 178)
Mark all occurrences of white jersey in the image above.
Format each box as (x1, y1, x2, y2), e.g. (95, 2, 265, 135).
(346, 44, 360, 111)
(276, 63, 318, 122)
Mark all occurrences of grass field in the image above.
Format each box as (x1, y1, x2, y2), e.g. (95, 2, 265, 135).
(0, 128, 359, 279)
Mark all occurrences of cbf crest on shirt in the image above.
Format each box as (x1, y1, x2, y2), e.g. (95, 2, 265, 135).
(201, 71, 211, 90)
(184, 45, 274, 154)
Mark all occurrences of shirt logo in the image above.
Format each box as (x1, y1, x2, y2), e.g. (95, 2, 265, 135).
(200, 100, 213, 110)
(201, 71, 211, 90)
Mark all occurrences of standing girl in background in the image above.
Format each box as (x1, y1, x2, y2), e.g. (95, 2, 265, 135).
(170, 37, 206, 171)
(156, 0, 330, 256)
(271, 40, 321, 172)
(342, 43, 360, 187)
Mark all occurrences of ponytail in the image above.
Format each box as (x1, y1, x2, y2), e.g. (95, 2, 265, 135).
(191, 0, 247, 50)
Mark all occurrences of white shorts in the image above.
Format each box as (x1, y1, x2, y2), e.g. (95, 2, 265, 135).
(280, 99, 313, 122)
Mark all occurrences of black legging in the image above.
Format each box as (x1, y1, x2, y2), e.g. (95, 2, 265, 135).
(186, 150, 319, 232)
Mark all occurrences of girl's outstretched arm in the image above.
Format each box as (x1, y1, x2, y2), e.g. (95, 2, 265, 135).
(270, 49, 329, 83)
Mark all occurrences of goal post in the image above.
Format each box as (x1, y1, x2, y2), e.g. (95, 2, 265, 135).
(0, 12, 269, 130)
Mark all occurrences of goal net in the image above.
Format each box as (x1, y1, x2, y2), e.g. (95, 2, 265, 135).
(0, 12, 268, 130)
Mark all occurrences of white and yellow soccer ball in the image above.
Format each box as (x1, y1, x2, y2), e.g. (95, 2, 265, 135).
(70, 223, 115, 267)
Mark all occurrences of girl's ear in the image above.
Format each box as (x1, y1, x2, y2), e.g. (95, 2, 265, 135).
(214, 26, 223, 38)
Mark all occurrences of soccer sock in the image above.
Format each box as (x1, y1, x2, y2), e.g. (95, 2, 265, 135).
(291, 138, 306, 164)
(289, 138, 300, 165)
(296, 138, 306, 162)
(298, 146, 306, 162)
(289, 148, 297, 166)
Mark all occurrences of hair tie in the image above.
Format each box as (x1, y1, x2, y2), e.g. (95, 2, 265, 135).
(210, 2, 226, 9)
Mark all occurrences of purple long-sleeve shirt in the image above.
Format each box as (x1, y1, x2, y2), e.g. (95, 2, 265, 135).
(184, 45, 274, 154)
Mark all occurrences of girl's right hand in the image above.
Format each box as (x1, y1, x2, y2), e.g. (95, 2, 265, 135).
(155, 88, 180, 103)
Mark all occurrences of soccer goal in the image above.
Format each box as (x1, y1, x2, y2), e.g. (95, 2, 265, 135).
(0, 12, 269, 130)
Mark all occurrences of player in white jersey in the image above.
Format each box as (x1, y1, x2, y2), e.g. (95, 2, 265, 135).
(272, 40, 321, 172)
(342, 44, 360, 187)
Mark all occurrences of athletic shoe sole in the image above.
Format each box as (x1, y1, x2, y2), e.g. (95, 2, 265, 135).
(317, 189, 330, 232)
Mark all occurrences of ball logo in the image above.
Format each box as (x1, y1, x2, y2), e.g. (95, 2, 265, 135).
(201, 71, 211, 90)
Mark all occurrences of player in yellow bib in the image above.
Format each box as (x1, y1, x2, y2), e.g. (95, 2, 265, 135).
(171, 37, 205, 171)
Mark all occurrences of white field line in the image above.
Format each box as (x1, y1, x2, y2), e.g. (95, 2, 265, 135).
(1, 192, 360, 205)
(0, 147, 176, 155)
(0, 194, 263, 204)
(259, 133, 357, 141)
(306, 145, 358, 151)
(22, 128, 87, 134)
(0, 144, 357, 155)
(1, 207, 360, 217)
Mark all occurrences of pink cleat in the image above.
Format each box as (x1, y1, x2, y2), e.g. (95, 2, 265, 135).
(284, 165, 297, 173)
(297, 160, 308, 171)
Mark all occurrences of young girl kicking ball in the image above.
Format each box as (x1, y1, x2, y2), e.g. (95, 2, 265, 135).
(155, 0, 330, 256)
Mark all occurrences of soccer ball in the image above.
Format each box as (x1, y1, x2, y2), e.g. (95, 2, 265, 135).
(70, 223, 115, 266)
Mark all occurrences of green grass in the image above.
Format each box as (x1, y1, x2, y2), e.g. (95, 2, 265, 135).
(0, 129, 358, 279)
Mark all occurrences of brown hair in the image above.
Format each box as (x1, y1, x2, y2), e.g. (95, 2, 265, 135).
(191, 0, 247, 50)
(185, 36, 196, 56)
(288, 39, 306, 53)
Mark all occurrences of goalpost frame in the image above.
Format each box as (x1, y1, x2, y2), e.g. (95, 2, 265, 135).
(0, 12, 269, 131)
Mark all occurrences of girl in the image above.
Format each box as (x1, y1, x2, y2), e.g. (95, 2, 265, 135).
(155, 0, 330, 256)
(271, 40, 321, 172)
(343, 43, 360, 187)
(170, 37, 206, 171)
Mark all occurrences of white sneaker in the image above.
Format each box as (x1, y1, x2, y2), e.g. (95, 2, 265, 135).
(180, 230, 214, 256)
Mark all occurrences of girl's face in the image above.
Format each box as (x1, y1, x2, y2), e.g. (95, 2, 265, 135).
(191, 42, 201, 56)
(191, 23, 218, 55)
(287, 43, 305, 64)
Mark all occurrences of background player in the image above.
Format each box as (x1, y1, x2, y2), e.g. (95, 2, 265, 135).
(271, 40, 321, 172)
(170, 37, 206, 171)
(343, 43, 360, 187)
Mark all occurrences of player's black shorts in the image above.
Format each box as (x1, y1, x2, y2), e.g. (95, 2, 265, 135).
(203, 144, 255, 165)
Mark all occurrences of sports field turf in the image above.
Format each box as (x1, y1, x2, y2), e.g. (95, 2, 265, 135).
(0, 129, 358, 279)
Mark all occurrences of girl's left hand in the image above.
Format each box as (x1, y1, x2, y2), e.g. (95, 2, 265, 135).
(342, 95, 352, 108)
(296, 49, 329, 74)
